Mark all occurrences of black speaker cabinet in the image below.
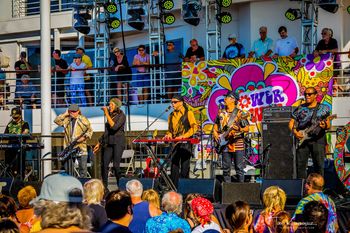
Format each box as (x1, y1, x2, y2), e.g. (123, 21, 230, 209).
(118, 178, 156, 191)
(178, 179, 218, 202)
(262, 121, 294, 179)
(222, 182, 261, 205)
(261, 179, 304, 205)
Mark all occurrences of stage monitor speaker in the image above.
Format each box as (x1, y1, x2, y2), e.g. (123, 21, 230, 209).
(222, 182, 261, 205)
(178, 179, 218, 202)
(118, 178, 156, 191)
(262, 121, 294, 179)
(261, 179, 304, 205)
(0, 177, 14, 196)
(78, 178, 91, 186)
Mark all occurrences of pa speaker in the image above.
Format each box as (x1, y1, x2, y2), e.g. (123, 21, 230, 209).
(222, 182, 261, 205)
(178, 179, 218, 202)
(261, 179, 304, 205)
(0, 177, 14, 196)
(262, 121, 294, 179)
(118, 178, 156, 191)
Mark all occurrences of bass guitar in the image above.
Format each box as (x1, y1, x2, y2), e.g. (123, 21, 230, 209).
(215, 112, 249, 154)
(297, 114, 337, 148)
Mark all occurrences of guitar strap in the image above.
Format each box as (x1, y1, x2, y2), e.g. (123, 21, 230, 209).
(227, 108, 239, 127)
(310, 103, 320, 125)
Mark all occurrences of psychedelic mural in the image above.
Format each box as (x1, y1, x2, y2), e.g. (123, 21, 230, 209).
(182, 54, 334, 164)
(182, 53, 334, 129)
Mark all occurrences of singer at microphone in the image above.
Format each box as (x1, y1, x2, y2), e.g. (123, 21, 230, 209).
(94, 98, 126, 188)
(163, 95, 198, 188)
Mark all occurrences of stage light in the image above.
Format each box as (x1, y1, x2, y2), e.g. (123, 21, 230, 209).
(105, 2, 117, 14)
(347, 5, 350, 14)
(285, 8, 301, 21)
(318, 0, 339, 14)
(73, 7, 92, 35)
(182, 0, 202, 26)
(216, 12, 232, 24)
(127, 0, 147, 31)
(160, 0, 174, 10)
(216, 0, 232, 8)
(108, 17, 121, 29)
(161, 13, 176, 25)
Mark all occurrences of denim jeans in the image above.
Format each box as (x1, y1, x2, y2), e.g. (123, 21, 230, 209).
(222, 150, 245, 182)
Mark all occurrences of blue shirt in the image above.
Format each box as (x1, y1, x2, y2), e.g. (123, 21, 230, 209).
(251, 37, 273, 57)
(129, 201, 152, 233)
(145, 212, 191, 233)
(165, 50, 183, 71)
(15, 81, 38, 98)
(100, 220, 132, 233)
(223, 43, 245, 59)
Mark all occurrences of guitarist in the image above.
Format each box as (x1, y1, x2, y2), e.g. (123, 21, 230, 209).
(54, 104, 93, 177)
(163, 95, 198, 188)
(213, 91, 249, 183)
(289, 87, 331, 179)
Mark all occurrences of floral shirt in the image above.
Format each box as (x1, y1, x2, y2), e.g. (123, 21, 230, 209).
(292, 192, 337, 233)
(145, 212, 191, 233)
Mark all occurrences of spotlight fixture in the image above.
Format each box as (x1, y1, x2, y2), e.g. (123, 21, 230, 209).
(105, 1, 117, 14)
(160, 0, 174, 10)
(182, 0, 202, 26)
(127, 0, 147, 30)
(108, 17, 121, 29)
(216, 0, 232, 8)
(347, 5, 350, 14)
(216, 12, 232, 24)
(161, 13, 176, 25)
(318, 0, 339, 14)
(73, 7, 92, 35)
(285, 8, 301, 21)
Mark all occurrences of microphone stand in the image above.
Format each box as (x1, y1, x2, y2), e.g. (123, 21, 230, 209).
(199, 110, 204, 179)
(133, 105, 171, 177)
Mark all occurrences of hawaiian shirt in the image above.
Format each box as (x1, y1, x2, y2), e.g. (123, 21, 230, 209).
(145, 212, 191, 233)
(5, 120, 29, 135)
(292, 192, 337, 233)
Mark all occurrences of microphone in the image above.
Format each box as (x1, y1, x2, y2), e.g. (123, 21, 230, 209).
(101, 106, 110, 111)
(165, 105, 172, 112)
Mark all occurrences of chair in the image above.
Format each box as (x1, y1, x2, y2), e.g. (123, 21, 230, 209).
(108, 149, 135, 177)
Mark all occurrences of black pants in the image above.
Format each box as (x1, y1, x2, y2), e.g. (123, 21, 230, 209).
(5, 148, 25, 179)
(101, 140, 125, 188)
(296, 139, 325, 179)
(222, 150, 245, 183)
(170, 143, 192, 188)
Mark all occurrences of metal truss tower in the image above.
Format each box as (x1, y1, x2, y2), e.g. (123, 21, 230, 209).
(93, 0, 110, 105)
(205, 0, 221, 60)
(301, 0, 318, 54)
(148, 0, 165, 103)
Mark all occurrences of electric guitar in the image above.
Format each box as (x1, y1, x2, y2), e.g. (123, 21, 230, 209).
(215, 112, 249, 154)
(297, 114, 337, 148)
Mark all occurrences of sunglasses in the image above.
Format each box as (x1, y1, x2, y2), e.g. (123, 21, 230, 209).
(138, 49, 144, 51)
(68, 110, 79, 113)
(304, 92, 316, 96)
(321, 32, 327, 35)
(171, 101, 180, 104)
(114, 50, 120, 53)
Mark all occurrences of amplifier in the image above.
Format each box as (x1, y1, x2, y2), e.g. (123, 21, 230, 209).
(263, 106, 294, 122)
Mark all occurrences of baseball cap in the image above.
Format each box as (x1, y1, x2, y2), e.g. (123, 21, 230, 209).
(110, 98, 122, 108)
(32, 173, 83, 203)
(172, 94, 184, 102)
(68, 104, 79, 112)
(73, 53, 82, 59)
(228, 33, 237, 39)
(75, 46, 85, 52)
(225, 91, 239, 100)
(10, 107, 22, 117)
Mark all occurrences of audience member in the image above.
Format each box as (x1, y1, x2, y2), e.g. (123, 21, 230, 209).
(141, 189, 163, 216)
(0, 219, 20, 233)
(222, 33, 245, 59)
(273, 26, 299, 58)
(272, 211, 291, 233)
(14, 51, 32, 81)
(76, 46, 93, 106)
(67, 53, 87, 106)
(254, 186, 286, 233)
(110, 47, 132, 102)
(133, 44, 150, 103)
(0, 70, 10, 110)
(32, 173, 91, 233)
(183, 193, 202, 228)
(0, 195, 19, 225)
(28, 48, 55, 85)
(83, 179, 108, 232)
(225, 200, 253, 233)
(164, 41, 183, 99)
(184, 39, 205, 62)
(293, 173, 338, 233)
(52, 49, 68, 107)
(190, 197, 221, 233)
(314, 28, 338, 56)
(248, 26, 273, 58)
(15, 74, 38, 109)
(145, 191, 191, 233)
(100, 190, 133, 233)
(15, 186, 37, 226)
(127, 179, 160, 233)
(301, 201, 328, 233)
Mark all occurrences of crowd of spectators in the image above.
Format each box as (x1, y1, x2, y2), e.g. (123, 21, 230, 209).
(0, 24, 346, 109)
(0, 172, 347, 233)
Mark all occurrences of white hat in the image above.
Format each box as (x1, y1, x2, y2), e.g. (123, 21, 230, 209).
(228, 33, 237, 39)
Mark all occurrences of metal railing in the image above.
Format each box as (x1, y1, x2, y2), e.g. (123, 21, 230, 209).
(12, 0, 74, 18)
(0, 67, 182, 109)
